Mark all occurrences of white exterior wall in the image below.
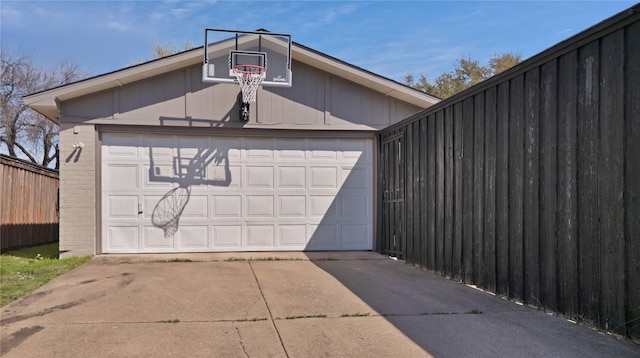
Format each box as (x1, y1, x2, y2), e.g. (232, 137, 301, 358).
(59, 123, 97, 257)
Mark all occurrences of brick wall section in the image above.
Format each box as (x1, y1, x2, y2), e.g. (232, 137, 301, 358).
(59, 123, 96, 257)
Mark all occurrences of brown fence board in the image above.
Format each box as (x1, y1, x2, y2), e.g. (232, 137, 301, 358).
(0, 155, 59, 251)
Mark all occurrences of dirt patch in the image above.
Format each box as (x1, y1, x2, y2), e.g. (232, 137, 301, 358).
(0, 325, 44, 355)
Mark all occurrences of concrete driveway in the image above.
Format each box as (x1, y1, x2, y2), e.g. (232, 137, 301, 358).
(1, 252, 638, 357)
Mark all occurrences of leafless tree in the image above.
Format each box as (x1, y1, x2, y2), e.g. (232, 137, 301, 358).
(0, 49, 85, 168)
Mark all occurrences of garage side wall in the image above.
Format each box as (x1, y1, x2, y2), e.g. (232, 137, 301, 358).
(59, 123, 97, 257)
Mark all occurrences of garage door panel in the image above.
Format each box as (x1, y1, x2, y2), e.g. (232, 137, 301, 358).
(246, 166, 274, 188)
(178, 226, 209, 249)
(103, 134, 140, 157)
(341, 166, 370, 189)
(278, 166, 306, 188)
(181, 195, 208, 218)
(310, 167, 338, 188)
(279, 196, 306, 217)
(143, 164, 177, 188)
(107, 226, 139, 250)
(106, 196, 139, 219)
(309, 139, 338, 159)
(107, 164, 139, 189)
(246, 196, 275, 217)
(341, 224, 369, 248)
(102, 134, 373, 253)
(143, 226, 174, 249)
(245, 138, 275, 159)
(308, 224, 338, 249)
(246, 225, 275, 247)
(309, 195, 338, 218)
(341, 195, 369, 218)
(277, 138, 307, 160)
(279, 225, 307, 246)
(340, 139, 371, 161)
(207, 164, 240, 188)
(212, 195, 242, 217)
(213, 225, 242, 247)
(142, 135, 175, 159)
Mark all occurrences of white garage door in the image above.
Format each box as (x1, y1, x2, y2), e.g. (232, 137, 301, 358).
(101, 133, 373, 253)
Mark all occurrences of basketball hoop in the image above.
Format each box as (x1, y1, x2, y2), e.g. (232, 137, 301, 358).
(232, 64, 266, 103)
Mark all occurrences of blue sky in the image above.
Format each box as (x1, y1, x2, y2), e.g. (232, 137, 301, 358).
(1, 1, 636, 83)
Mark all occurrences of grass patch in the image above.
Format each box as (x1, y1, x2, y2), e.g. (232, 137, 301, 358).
(341, 312, 370, 317)
(159, 319, 180, 323)
(465, 308, 483, 314)
(0, 243, 91, 307)
(236, 317, 268, 322)
(285, 314, 327, 320)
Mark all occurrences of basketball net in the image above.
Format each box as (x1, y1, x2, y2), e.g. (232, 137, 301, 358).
(232, 65, 266, 103)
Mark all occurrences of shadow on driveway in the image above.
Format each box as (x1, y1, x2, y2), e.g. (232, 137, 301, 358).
(305, 252, 640, 357)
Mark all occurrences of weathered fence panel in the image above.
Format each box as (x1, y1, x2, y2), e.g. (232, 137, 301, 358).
(377, 5, 640, 339)
(0, 155, 59, 251)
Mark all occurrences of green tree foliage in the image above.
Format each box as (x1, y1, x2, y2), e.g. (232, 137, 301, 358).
(405, 52, 522, 99)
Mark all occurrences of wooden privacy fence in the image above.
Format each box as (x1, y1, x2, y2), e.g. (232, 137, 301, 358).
(1, 154, 59, 251)
(378, 5, 639, 339)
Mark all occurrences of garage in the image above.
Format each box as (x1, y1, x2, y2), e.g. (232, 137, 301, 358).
(24, 33, 437, 257)
(101, 133, 374, 253)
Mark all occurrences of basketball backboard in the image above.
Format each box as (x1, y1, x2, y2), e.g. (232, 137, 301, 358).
(203, 29, 292, 87)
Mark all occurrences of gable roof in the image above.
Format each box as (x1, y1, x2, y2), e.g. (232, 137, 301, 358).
(24, 39, 440, 123)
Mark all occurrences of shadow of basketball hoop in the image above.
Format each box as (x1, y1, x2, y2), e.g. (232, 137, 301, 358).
(151, 185, 191, 237)
(149, 144, 232, 237)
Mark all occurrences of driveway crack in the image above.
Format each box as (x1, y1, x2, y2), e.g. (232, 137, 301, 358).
(248, 261, 289, 358)
(233, 323, 250, 358)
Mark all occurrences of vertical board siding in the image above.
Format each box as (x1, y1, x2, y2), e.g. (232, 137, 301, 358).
(495, 81, 510, 297)
(1, 156, 59, 251)
(624, 19, 640, 339)
(377, 8, 640, 339)
(524, 68, 540, 306)
(472, 92, 485, 287)
(539, 60, 558, 312)
(577, 40, 601, 325)
(598, 29, 626, 334)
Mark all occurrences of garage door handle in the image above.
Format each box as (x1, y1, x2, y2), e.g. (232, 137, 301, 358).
(138, 203, 143, 215)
